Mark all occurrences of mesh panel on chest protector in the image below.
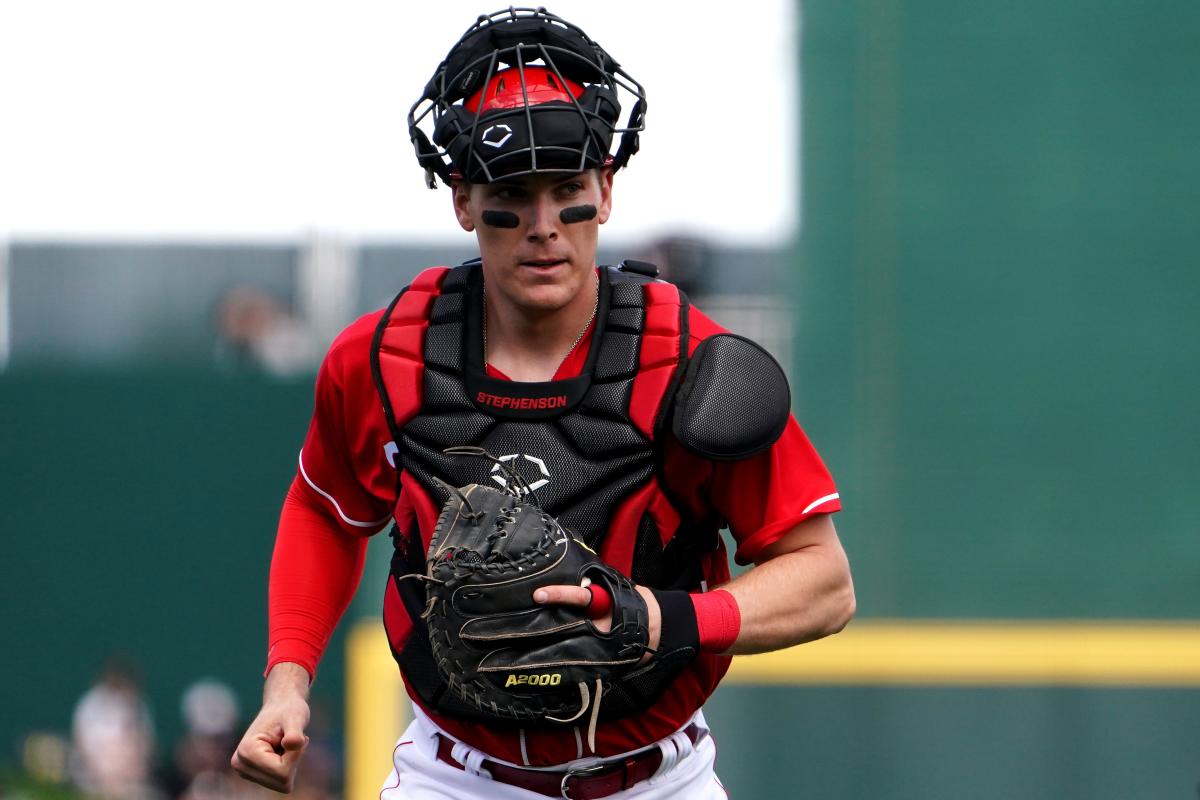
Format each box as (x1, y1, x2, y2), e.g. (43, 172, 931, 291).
(421, 367, 475, 410)
(423, 321, 463, 372)
(398, 266, 658, 547)
(558, 413, 648, 457)
(606, 306, 645, 333)
(429, 290, 464, 323)
(403, 413, 496, 451)
(672, 333, 791, 461)
(631, 512, 664, 586)
(411, 419, 652, 549)
(578, 379, 634, 420)
(594, 333, 641, 382)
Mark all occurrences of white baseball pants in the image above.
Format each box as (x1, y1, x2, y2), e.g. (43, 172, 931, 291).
(379, 707, 728, 799)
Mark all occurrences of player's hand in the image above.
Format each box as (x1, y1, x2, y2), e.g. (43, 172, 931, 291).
(231, 662, 311, 793)
(534, 582, 661, 662)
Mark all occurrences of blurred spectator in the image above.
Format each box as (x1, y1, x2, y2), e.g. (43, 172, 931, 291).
(167, 680, 264, 800)
(23, 732, 71, 786)
(213, 286, 317, 377)
(641, 235, 712, 297)
(0, 731, 80, 798)
(70, 658, 164, 799)
(285, 700, 338, 800)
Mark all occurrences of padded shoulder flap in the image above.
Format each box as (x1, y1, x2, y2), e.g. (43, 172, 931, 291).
(671, 334, 791, 461)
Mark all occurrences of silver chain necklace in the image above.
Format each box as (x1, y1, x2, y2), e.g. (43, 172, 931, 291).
(483, 274, 599, 372)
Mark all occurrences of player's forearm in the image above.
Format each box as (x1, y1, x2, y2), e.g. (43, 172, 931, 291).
(721, 540, 855, 655)
(266, 477, 370, 679)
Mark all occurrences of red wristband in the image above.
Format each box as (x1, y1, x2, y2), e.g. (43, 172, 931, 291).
(690, 589, 741, 653)
(585, 584, 613, 619)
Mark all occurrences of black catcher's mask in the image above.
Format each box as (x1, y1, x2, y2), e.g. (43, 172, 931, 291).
(408, 7, 647, 187)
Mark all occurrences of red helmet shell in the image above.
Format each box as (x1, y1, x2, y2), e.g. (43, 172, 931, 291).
(463, 66, 585, 113)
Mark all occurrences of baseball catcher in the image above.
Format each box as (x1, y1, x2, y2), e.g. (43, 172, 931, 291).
(233, 8, 855, 799)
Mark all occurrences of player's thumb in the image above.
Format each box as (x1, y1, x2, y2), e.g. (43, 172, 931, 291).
(279, 716, 309, 754)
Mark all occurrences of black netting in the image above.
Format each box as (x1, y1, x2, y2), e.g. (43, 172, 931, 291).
(557, 462, 653, 548)
(440, 267, 472, 292)
(606, 306, 644, 333)
(403, 412, 495, 448)
(558, 412, 648, 456)
(630, 512, 663, 586)
(593, 331, 641, 381)
(405, 416, 652, 546)
(478, 421, 636, 508)
(596, 656, 690, 721)
(399, 623, 490, 720)
(424, 322, 463, 371)
(423, 366, 476, 410)
(608, 281, 644, 308)
(673, 335, 789, 460)
(430, 291, 465, 323)
(578, 377, 633, 418)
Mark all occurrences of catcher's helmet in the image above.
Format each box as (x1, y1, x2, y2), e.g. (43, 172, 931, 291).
(408, 7, 647, 188)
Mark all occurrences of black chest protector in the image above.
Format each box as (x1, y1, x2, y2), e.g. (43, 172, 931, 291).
(382, 262, 681, 545)
(370, 260, 791, 722)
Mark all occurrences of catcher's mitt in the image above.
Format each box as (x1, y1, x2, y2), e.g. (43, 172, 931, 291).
(421, 447, 650, 750)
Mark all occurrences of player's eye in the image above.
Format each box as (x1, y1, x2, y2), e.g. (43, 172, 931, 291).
(490, 185, 525, 200)
(556, 182, 584, 198)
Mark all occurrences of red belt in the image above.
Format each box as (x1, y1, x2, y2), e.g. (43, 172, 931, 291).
(434, 723, 702, 800)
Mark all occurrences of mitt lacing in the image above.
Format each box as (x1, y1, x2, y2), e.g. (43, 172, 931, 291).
(443, 445, 543, 505)
(546, 677, 605, 753)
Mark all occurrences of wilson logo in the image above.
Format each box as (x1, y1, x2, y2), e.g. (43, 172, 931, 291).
(504, 673, 562, 688)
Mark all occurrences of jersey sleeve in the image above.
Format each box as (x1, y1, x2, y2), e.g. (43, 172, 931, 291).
(709, 417, 841, 564)
(296, 312, 393, 535)
(667, 304, 841, 565)
(266, 477, 369, 679)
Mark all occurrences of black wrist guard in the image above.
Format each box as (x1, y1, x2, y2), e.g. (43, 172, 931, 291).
(649, 588, 701, 661)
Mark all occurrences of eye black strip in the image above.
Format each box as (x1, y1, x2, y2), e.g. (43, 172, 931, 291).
(560, 204, 597, 224)
(481, 210, 520, 228)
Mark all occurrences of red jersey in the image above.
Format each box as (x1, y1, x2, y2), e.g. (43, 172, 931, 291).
(269, 284, 840, 764)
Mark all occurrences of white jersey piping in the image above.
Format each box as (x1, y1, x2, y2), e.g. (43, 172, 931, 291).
(801, 492, 840, 515)
(298, 450, 392, 529)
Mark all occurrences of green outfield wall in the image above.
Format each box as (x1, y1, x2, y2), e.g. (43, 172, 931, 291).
(734, 1, 1200, 798)
(793, 0, 1200, 619)
(0, 373, 350, 762)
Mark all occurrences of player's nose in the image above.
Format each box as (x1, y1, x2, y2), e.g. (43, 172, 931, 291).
(525, 193, 559, 242)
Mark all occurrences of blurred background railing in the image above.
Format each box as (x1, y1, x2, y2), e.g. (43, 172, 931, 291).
(0, 239, 788, 372)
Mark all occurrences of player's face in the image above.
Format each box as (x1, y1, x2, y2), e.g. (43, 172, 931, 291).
(453, 169, 613, 316)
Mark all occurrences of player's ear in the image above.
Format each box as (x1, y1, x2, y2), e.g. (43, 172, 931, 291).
(596, 167, 614, 225)
(452, 180, 475, 232)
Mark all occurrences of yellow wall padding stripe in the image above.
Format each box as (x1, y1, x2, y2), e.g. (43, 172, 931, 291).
(726, 620, 1200, 686)
(345, 623, 408, 800)
(346, 619, 1200, 791)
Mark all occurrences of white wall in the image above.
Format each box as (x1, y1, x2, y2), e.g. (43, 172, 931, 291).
(0, 0, 797, 245)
